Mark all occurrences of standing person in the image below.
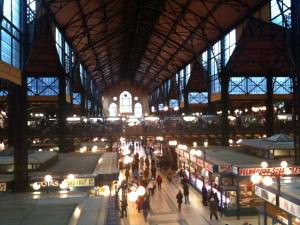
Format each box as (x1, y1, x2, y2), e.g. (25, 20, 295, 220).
(151, 158, 155, 167)
(145, 158, 150, 168)
(176, 190, 183, 212)
(151, 166, 156, 178)
(125, 168, 130, 181)
(140, 158, 144, 170)
(120, 198, 128, 218)
(147, 179, 155, 196)
(209, 197, 219, 220)
(136, 196, 143, 213)
(144, 167, 150, 180)
(183, 183, 189, 204)
(202, 185, 208, 206)
(213, 191, 219, 208)
(141, 197, 150, 221)
(156, 175, 162, 190)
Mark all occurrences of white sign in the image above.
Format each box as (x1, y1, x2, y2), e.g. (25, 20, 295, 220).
(183, 152, 189, 159)
(0, 183, 6, 192)
(255, 186, 276, 205)
(190, 155, 196, 163)
(66, 178, 95, 187)
(279, 196, 300, 218)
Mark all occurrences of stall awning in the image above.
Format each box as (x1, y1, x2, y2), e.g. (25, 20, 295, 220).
(26, 15, 65, 76)
(185, 61, 207, 92)
(225, 18, 292, 76)
(93, 152, 119, 182)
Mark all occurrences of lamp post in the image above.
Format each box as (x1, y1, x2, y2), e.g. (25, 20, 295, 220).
(251, 160, 291, 206)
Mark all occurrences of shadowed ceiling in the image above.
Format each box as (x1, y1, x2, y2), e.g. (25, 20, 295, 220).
(43, 0, 269, 92)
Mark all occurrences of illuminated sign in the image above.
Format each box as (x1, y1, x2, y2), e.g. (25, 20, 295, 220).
(279, 196, 300, 218)
(29, 178, 95, 190)
(30, 180, 59, 188)
(190, 155, 196, 163)
(196, 158, 204, 166)
(183, 152, 189, 159)
(237, 167, 300, 176)
(66, 178, 95, 187)
(255, 186, 276, 205)
(0, 183, 6, 192)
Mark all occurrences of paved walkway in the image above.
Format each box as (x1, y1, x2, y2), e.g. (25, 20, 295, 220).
(120, 174, 258, 225)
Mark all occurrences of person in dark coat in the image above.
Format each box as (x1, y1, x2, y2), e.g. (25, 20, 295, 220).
(209, 197, 219, 220)
(202, 185, 208, 206)
(176, 190, 183, 212)
(151, 166, 156, 178)
(141, 197, 150, 221)
(125, 168, 130, 181)
(120, 198, 128, 218)
(213, 191, 219, 206)
(183, 183, 189, 204)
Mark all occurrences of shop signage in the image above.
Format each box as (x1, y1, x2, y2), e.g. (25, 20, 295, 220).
(183, 152, 189, 159)
(30, 178, 95, 189)
(238, 167, 300, 176)
(196, 158, 204, 166)
(204, 162, 218, 173)
(219, 164, 232, 173)
(279, 196, 300, 218)
(66, 178, 95, 187)
(232, 166, 238, 175)
(255, 186, 276, 205)
(179, 150, 183, 156)
(190, 155, 196, 163)
(0, 183, 6, 192)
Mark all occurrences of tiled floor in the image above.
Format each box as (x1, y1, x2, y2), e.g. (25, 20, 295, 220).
(120, 173, 258, 225)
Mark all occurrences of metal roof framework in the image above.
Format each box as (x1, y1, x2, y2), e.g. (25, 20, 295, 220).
(42, 0, 270, 92)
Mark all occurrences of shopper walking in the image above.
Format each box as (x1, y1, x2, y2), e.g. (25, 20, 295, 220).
(156, 175, 162, 190)
(202, 185, 208, 206)
(141, 197, 150, 221)
(176, 190, 183, 212)
(120, 198, 128, 218)
(151, 166, 157, 178)
(136, 197, 143, 213)
(209, 197, 219, 220)
(125, 168, 130, 182)
(183, 183, 189, 204)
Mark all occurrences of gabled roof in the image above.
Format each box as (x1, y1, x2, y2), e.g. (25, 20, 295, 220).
(26, 15, 65, 76)
(44, 0, 269, 90)
(185, 61, 207, 92)
(240, 133, 294, 150)
(265, 133, 293, 142)
(168, 79, 178, 100)
(225, 18, 293, 76)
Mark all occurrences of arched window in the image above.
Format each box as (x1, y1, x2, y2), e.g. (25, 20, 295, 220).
(134, 102, 143, 116)
(109, 103, 118, 117)
(120, 91, 132, 113)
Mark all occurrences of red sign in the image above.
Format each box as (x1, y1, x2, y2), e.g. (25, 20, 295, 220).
(239, 167, 300, 176)
(204, 162, 214, 173)
(196, 158, 204, 166)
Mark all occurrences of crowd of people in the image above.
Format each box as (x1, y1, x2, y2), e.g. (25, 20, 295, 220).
(118, 150, 253, 224)
(118, 150, 164, 221)
(176, 168, 220, 220)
